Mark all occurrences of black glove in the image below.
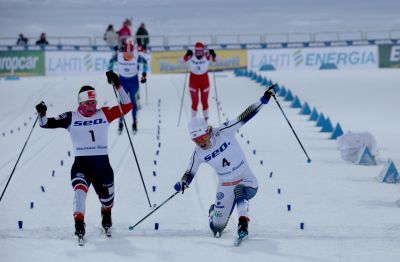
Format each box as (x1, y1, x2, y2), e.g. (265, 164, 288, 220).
(36, 101, 47, 117)
(261, 84, 277, 104)
(106, 70, 120, 87)
(140, 72, 147, 84)
(209, 49, 216, 58)
(185, 49, 193, 57)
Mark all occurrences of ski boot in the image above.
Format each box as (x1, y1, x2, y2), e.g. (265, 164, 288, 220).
(74, 213, 85, 235)
(118, 121, 123, 134)
(237, 216, 249, 238)
(101, 209, 112, 236)
(132, 120, 137, 134)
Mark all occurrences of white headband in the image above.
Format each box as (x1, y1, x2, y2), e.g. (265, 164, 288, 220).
(78, 90, 96, 103)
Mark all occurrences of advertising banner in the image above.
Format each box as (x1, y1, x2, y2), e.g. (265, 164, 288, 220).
(45, 51, 114, 75)
(379, 45, 400, 68)
(151, 50, 247, 74)
(0, 51, 45, 76)
(248, 46, 378, 71)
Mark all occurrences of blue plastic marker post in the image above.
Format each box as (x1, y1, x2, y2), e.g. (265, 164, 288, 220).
(10, 129, 13, 134)
(253, 150, 256, 155)
(277, 188, 281, 194)
(155, 223, 159, 230)
(41, 186, 45, 192)
(60, 160, 63, 166)
(240, 134, 243, 138)
(153, 171, 157, 177)
(260, 160, 263, 165)
(68, 151, 71, 157)
(152, 186, 156, 192)
(2, 132, 5, 136)
(287, 204, 291, 211)
(154, 160, 157, 165)
(269, 172, 273, 178)
(52, 170, 55, 177)
(24, 122, 27, 126)
(156, 150, 159, 155)
(159, 120, 161, 124)
(30, 202, 34, 209)
(247, 140, 250, 144)
(300, 222, 305, 230)
(158, 142, 161, 148)
(18, 220, 23, 229)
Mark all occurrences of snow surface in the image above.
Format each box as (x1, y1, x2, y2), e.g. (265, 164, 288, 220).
(1, 69, 400, 261)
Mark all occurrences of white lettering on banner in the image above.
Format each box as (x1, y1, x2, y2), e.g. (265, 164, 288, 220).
(0, 56, 39, 71)
(390, 46, 400, 62)
(305, 51, 375, 66)
(46, 51, 111, 75)
(248, 45, 378, 70)
(49, 57, 81, 71)
(250, 53, 290, 68)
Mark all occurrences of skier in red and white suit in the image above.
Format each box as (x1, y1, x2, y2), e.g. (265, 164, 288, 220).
(182, 42, 218, 121)
(35, 71, 131, 238)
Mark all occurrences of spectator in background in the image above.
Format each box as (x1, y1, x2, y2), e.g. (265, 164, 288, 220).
(16, 33, 28, 45)
(118, 19, 131, 47)
(104, 24, 118, 47)
(36, 32, 49, 45)
(135, 23, 149, 50)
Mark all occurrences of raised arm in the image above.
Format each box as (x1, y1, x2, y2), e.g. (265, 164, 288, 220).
(35, 101, 72, 129)
(102, 71, 133, 123)
(219, 86, 275, 134)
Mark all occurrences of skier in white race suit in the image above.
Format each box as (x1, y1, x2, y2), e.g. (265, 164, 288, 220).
(174, 86, 275, 238)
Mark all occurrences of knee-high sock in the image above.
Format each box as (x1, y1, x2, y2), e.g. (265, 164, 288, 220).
(73, 189, 87, 216)
(237, 199, 249, 218)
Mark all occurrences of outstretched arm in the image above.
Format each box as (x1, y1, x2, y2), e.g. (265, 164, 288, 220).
(219, 86, 275, 134)
(174, 150, 202, 192)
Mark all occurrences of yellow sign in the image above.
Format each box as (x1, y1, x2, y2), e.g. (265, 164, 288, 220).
(151, 50, 247, 74)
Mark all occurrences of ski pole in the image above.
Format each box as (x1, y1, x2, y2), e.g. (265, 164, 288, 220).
(211, 63, 221, 125)
(271, 91, 312, 163)
(111, 84, 153, 207)
(145, 82, 148, 105)
(0, 116, 38, 203)
(177, 67, 189, 127)
(128, 191, 179, 230)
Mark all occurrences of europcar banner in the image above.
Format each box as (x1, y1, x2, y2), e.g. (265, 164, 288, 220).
(248, 45, 378, 71)
(0, 51, 45, 76)
(45, 51, 114, 75)
(151, 50, 247, 74)
(379, 45, 400, 68)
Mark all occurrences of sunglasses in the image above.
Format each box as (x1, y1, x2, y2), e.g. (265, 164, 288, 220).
(193, 133, 210, 144)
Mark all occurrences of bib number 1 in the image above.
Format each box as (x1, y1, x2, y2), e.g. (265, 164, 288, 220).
(89, 130, 95, 142)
